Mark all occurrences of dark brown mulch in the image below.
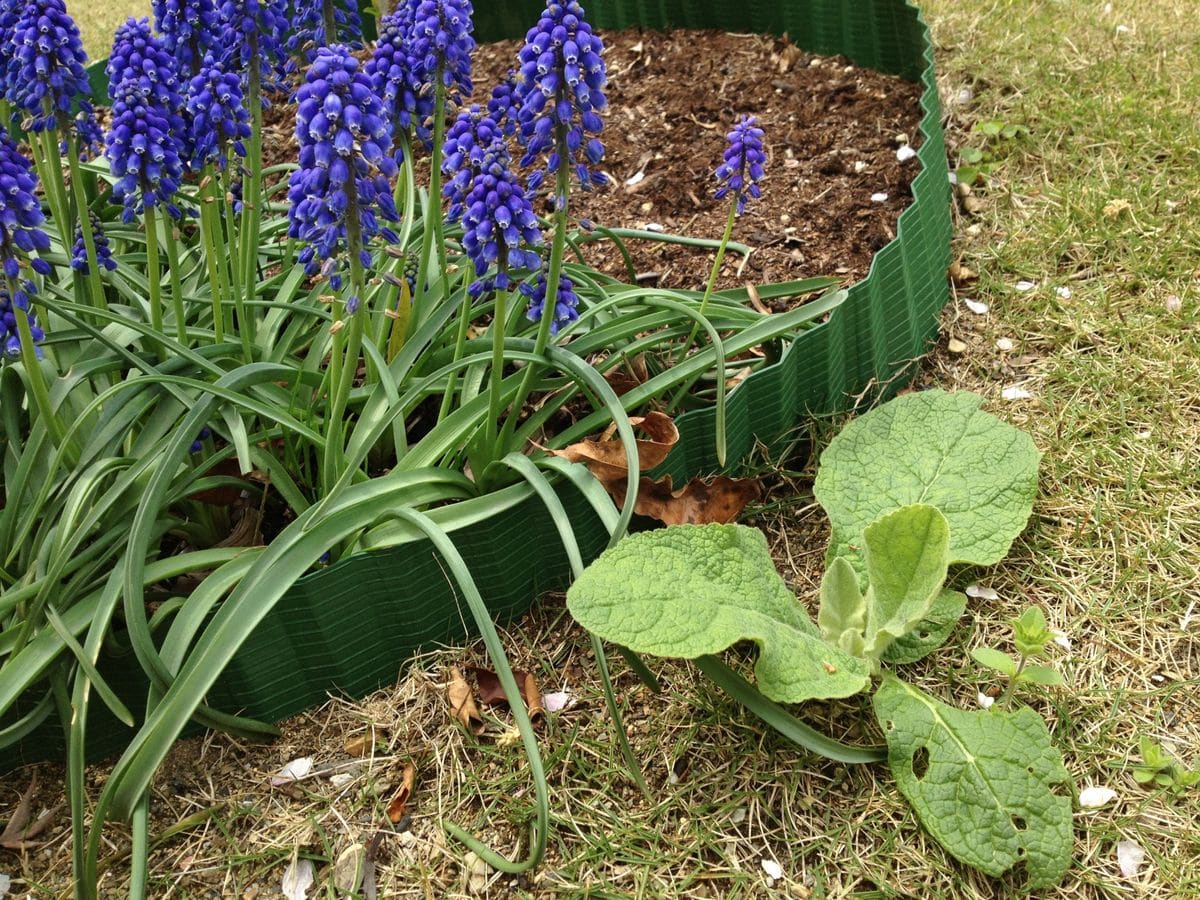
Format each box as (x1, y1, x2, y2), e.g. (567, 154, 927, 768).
(263, 29, 924, 297)
(472, 28, 925, 293)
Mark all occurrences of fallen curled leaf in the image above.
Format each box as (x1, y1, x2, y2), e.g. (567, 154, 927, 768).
(602, 354, 649, 396)
(610, 474, 761, 525)
(949, 260, 978, 285)
(333, 844, 366, 895)
(447, 667, 485, 735)
(746, 282, 771, 315)
(0, 774, 61, 850)
(344, 732, 377, 758)
(548, 411, 678, 481)
(271, 756, 313, 787)
(466, 667, 545, 725)
(523, 671, 545, 725)
(385, 763, 416, 824)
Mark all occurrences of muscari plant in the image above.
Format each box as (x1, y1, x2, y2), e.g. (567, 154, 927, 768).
(0, 0, 849, 894)
(568, 390, 1077, 890)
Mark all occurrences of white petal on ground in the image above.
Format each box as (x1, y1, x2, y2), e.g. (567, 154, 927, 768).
(643, 222, 664, 233)
(761, 859, 784, 880)
(624, 170, 645, 187)
(966, 584, 1000, 601)
(977, 691, 995, 709)
(542, 691, 572, 713)
(1014, 280, 1037, 292)
(1079, 786, 1119, 808)
(963, 298, 989, 315)
(281, 858, 315, 900)
(896, 145, 917, 163)
(328, 772, 354, 788)
(0, 872, 11, 897)
(996, 337, 1015, 351)
(1053, 631, 1072, 652)
(1165, 295, 1182, 313)
(271, 756, 313, 786)
(1056, 285, 1072, 299)
(871, 192, 889, 203)
(1001, 386, 1034, 401)
(1117, 839, 1146, 878)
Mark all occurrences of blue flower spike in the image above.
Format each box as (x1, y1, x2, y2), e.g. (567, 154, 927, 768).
(522, 273, 580, 336)
(714, 115, 766, 215)
(4, 0, 94, 137)
(289, 0, 363, 61)
(0, 132, 53, 355)
(186, 53, 252, 170)
(152, 0, 219, 74)
(72, 213, 118, 275)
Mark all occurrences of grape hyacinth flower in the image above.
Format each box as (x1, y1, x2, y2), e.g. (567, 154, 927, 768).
(714, 115, 766, 215)
(513, 0, 608, 199)
(365, 8, 424, 153)
(152, 0, 219, 75)
(72, 214, 118, 275)
(217, 0, 290, 91)
(105, 19, 188, 222)
(286, 45, 399, 294)
(288, 0, 363, 60)
(1, 288, 44, 358)
(522, 273, 579, 336)
(487, 72, 519, 137)
(0, 0, 19, 92)
(186, 53, 251, 169)
(409, 0, 475, 107)
(68, 110, 104, 160)
(0, 132, 53, 352)
(442, 109, 542, 297)
(4, 0, 94, 134)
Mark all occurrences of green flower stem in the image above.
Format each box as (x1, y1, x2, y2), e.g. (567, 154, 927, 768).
(321, 0, 337, 36)
(239, 57, 264, 334)
(499, 146, 572, 451)
(1000, 653, 1028, 710)
(197, 167, 226, 342)
(10, 281, 74, 462)
(677, 200, 736, 366)
(413, 78, 448, 326)
(64, 139, 108, 312)
(143, 204, 167, 358)
(485, 272, 509, 450)
(161, 214, 188, 346)
(37, 125, 73, 240)
(219, 160, 253, 360)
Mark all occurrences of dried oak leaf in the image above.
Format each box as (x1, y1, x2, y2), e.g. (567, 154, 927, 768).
(1, 774, 61, 850)
(447, 667, 485, 735)
(385, 763, 416, 825)
(611, 474, 762, 525)
(548, 412, 678, 482)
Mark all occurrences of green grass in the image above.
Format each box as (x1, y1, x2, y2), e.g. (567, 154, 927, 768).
(12, 0, 1200, 897)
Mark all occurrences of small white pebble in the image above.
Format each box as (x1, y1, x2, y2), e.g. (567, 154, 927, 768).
(896, 145, 917, 163)
(642, 223, 664, 233)
(1014, 280, 1037, 292)
(1001, 386, 1034, 401)
(977, 692, 995, 709)
(329, 772, 354, 788)
(1079, 786, 1118, 808)
(966, 584, 1000, 601)
(1115, 23, 1131, 34)
(1056, 285, 1072, 300)
(761, 859, 784, 880)
(948, 170, 958, 185)
(963, 298, 989, 315)
(996, 337, 1014, 352)
(870, 192, 889, 203)
(894, 133, 909, 145)
(956, 87, 973, 105)
(854, 159, 869, 174)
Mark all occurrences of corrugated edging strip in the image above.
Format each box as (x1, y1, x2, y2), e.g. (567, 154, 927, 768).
(8, 0, 950, 770)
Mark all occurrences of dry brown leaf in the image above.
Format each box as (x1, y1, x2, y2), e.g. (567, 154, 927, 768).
(548, 411, 678, 481)
(948, 260, 978, 286)
(611, 474, 761, 525)
(746, 283, 771, 315)
(447, 667, 485, 735)
(465, 668, 544, 725)
(602, 354, 649, 396)
(343, 733, 376, 758)
(385, 763, 416, 825)
(726, 366, 753, 390)
(1, 773, 61, 850)
(523, 672, 545, 726)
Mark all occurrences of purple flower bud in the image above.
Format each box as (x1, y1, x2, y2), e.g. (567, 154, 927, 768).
(714, 115, 766, 215)
(522, 272, 579, 335)
(1, 287, 45, 359)
(72, 213, 119, 275)
(0, 132, 53, 301)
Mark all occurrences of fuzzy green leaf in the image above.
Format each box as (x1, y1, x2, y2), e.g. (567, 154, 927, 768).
(818, 556, 866, 652)
(971, 647, 1018, 676)
(814, 390, 1040, 573)
(873, 675, 1073, 889)
(1017, 665, 1065, 687)
(862, 505, 950, 654)
(882, 589, 967, 665)
(566, 525, 870, 703)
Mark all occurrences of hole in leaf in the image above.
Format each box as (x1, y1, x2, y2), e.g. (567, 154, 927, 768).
(1012, 816, 1027, 831)
(911, 746, 930, 780)
(885, 720, 895, 732)
(919, 632, 930, 640)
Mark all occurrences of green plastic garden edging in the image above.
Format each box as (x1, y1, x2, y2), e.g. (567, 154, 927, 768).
(4, 0, 951, 770)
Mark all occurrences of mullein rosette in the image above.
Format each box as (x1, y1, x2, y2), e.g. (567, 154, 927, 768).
(714, 115, 766, 215)
(0, 132, 53, 358)
(513, 0, 608, 199)
(286, 45, 399, 304)
(105, 18, 188, 222)
(442, 109, 542, 297)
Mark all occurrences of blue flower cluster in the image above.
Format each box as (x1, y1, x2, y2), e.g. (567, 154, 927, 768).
(105, 18, 188, 222)
(513, 0, 607, 198)
(186, 54, 251, 169)
(217, 0, 289, 89)
(286, 46, 400, 292)
(409, 0, 475, 101)
(365, 8, 424, 147)
(288, 0, 363, 60)
(1, 288, 44, 358)
(0, 132, 52, 355)
(487, 72, 518, 137)
(69, 110, 105, 160)
(442, 109, 542, 296)
(72, 213, 118, 275)
(152, 0, 219, 74)
(714, 115, 765, 215)
(522, 272, 579, 335)
(4, 0, 94, 134)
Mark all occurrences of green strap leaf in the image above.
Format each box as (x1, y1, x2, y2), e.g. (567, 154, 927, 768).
(567, 525, 870, 703)
(872, 675, 1073, 889)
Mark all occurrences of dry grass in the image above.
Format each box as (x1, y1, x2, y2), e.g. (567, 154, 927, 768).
(5, 0, 1200, 897)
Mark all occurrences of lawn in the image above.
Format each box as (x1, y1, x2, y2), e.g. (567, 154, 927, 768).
(11, 0, 1200, 896)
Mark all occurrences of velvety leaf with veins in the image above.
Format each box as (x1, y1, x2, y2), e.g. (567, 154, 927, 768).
(566, 525, 870, 703)
(813, 390, 1040, 573)
(873, 674, 1073, 889)
(881, 589, 967, 664)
